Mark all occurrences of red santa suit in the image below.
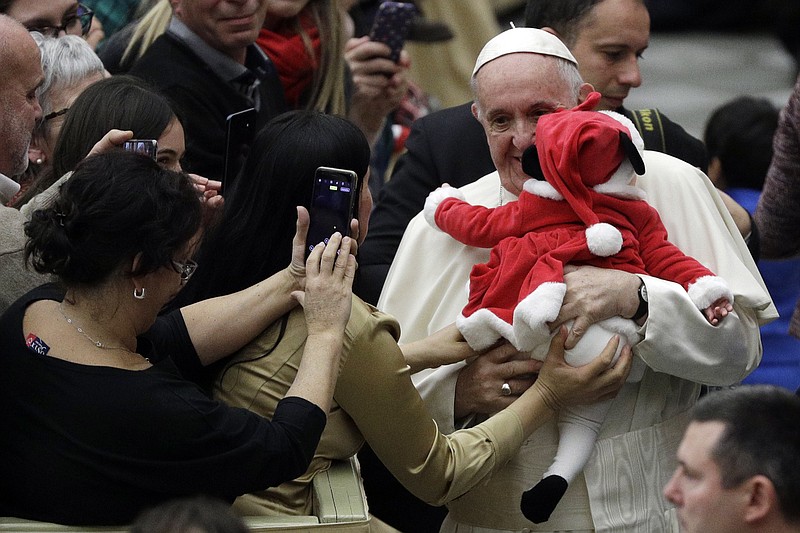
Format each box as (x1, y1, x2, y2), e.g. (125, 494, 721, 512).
(424, 92, 732, 353)
(423, 92, 733, 524)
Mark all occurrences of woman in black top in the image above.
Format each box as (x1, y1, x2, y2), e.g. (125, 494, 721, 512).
(0, 151, 356, 525)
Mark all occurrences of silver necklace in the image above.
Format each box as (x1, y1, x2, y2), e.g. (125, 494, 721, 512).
(498, 184, 506, 207)
(60, 303, 108, 348)
(58, 302, 142, 359)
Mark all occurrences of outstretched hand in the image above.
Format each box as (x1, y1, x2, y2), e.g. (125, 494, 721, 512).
(534, 327, 632, 412)
(400, 323, 477, 374)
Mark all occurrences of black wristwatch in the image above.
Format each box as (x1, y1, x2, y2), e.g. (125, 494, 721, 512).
(632, 278, 648, 322)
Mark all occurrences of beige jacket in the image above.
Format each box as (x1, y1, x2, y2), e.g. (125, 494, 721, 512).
(215, 296, 526, 517)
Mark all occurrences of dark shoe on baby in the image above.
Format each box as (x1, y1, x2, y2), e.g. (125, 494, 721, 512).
(520, 475, 569, 524)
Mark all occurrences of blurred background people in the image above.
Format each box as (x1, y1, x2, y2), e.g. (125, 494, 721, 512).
(0, 15, 46, 312)
(0, 0, 104, 49)
(14, 75, 187, 207)
(755, 75, 800, 390)
(704, 95, 800, 390)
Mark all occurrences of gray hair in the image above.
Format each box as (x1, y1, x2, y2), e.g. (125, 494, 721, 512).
(471, 54, 584, 120)
(31, 33, 105, 130)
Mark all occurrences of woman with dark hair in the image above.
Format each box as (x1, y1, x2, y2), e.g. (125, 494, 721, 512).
(175, 110, 371, 307)
(15, 74, 219, 209)
(0, 150, 357, 525)
(51, 74, 181, 175)
(175, 110, 632, 520)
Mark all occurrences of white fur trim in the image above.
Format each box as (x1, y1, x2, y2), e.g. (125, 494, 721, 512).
(592, 159, 647, 200)
(513, 282, 566, 353)
(599, 110, 645, 152)
(687, 275, 734, 310)
(523, 178, 563, 200)
(457, 282, 566, 352)
(585, 223, 622, 256)
(457, 311, 506, 352)
(423, 187, 465, 230)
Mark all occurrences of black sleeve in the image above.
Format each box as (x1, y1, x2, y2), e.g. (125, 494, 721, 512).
(746, 211, 761, 261)
(628, 107, 709, 172)
(355, 103, 494, 304)
(659, 113, 709, 173)
(143, 311, 205, 379)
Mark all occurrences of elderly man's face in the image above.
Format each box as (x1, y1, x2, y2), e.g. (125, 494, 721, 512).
(471, 53, 581, 196)
(663, 421, 747, 533)
(172, 0, 267, 61)
(568, 0, 649, 111)
(0, 32, 43, 177)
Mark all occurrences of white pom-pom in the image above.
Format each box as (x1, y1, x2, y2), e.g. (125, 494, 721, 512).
(586, 223, 623, 256)
(423, 187, 465, 230)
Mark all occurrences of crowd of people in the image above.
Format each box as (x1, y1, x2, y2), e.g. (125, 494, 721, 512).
(0, 1, 798, 532)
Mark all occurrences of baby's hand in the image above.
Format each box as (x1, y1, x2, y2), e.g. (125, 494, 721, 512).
(704, 297, 733, 325)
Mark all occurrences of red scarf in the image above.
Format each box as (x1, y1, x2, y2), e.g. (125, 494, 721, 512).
(257, 9, 321, 108)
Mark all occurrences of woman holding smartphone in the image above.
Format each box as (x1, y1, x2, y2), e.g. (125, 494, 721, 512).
(173, 110, 632, 520)
(0, 151, 356, 525)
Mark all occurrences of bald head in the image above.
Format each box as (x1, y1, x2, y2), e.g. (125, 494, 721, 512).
(0, 14, 36, 74)
(0, 14, 43, 176)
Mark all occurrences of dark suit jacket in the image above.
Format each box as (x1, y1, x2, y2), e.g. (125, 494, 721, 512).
(355, 101, 707, 304)
(130, 34, 287, 181)
(355, 103, 493, 303)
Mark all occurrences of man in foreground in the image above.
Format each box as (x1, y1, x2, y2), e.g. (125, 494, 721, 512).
(664, 385, 800, 533)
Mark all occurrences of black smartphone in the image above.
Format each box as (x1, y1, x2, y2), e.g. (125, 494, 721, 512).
(368, 1, 417, 63)
(123, 139, 157, 159)
(306, 167, 358, 258)
(223, 107, 257, 193)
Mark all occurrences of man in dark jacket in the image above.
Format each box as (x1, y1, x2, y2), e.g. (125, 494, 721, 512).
(130, 0, 285, 181)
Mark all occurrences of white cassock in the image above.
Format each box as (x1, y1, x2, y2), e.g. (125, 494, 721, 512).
(379, 151, 776, 533)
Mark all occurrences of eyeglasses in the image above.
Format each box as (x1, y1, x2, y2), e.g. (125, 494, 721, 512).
(171, 259, 199, 284)
(43, 108, 69, 122)
(26, 3, 94, 38)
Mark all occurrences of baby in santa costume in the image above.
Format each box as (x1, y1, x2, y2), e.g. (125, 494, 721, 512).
(423, 91, 733, 523)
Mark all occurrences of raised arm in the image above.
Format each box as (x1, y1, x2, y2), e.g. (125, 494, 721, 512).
(336, 313, 630, 506)
(344, 37, 409, 147)
(425, 188, 530, 248)
(182, 209, 354, 377)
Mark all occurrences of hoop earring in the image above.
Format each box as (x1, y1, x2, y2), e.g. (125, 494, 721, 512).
(133, 287, 146, 300)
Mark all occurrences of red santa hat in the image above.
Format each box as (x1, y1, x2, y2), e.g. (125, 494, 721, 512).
(527, 92, 645, 256)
